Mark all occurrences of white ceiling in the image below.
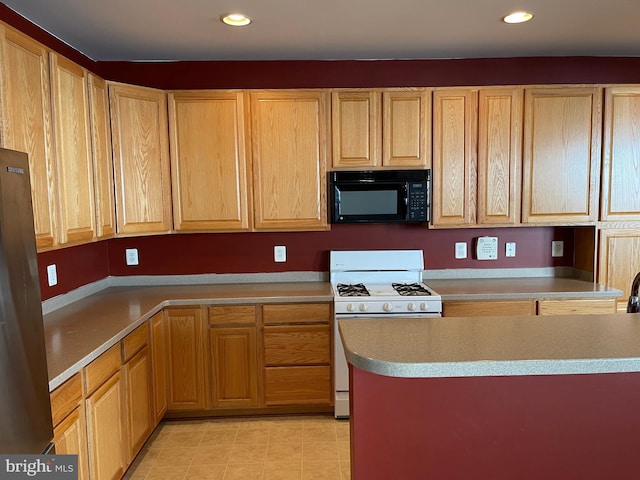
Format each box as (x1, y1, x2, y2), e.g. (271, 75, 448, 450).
(2, 0, 640, 62)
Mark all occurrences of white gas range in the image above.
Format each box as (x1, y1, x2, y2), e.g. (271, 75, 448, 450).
(330, 250, 442, 418)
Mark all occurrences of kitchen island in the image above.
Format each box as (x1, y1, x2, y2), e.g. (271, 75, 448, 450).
(339, 313, 640, 480)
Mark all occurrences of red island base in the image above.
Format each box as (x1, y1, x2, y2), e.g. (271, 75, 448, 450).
(350, 366, 640, 480)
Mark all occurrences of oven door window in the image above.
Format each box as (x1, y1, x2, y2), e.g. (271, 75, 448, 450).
(333, 184, 406, 222)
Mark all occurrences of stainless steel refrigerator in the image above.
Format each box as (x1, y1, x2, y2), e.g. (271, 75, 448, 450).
(0, 148, 54, 453)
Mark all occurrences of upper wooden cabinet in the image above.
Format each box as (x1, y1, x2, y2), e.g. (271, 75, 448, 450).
(0, 26, 57, 249)
(432, 87, 522, 227)
(88, 74, 116, 239)
(168, 90, 251, 231)
(49, 53, 95, 246)
(109, 82, 172, 236)
(249, 90, 330, 231)
(598, 228, 640, 312)
(331, 88, 431, 169)
(601, 86, 640, 221)
(522, 86, 602, 224)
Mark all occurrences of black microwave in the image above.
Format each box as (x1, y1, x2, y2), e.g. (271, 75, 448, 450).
(329, 169, 430, 224)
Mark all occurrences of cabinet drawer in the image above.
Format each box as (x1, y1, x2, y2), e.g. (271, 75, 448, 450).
(263, 303, 331, 325)
(264, 366, 332, 406)
(50, 373, 82, 426)
(537, 298, 617, 315)
(83, 344, 122, 396)
(209, 305, 256, 326)
(264, 325, 330, 365)
(443, 300, 536, 317)
(122, 322, 149, 361)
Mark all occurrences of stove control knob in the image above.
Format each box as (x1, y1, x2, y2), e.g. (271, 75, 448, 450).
(347, 304, 355, 312)
(407, 303, 416, 311)
(383, 303, 393, 312)
(359, 304, 368, 312)
(420, 302, 428, 311)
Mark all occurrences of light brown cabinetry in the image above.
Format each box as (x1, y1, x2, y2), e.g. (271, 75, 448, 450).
(331, 88, 431, 169)
(598, 228, 640, 312)
(149, 311, 167, 423)
(443, 299, 535, 317)
(88, 73, 116, 239)
(49, 53, 95, 245)
(164, 307, 207, 411)
(262, 303, 332, 406)
(522, 86, 602, 224)
(0, 25, 57, 249)
(208, 305, 258, 408)
(83, 344, 126, 480)
(249, 90, 330, 231)
(121, 323, 153, 464)
(168, 90, 251, 231)
(50, 374, 89, 480)
(537, 298, 617, 315)
(432, 87, 522, 227)
(601, 86, 640, 221)
(109, 82, 172, 236)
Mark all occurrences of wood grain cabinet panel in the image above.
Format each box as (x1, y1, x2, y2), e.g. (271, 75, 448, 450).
(123, 345, 153, 463)
(169, 90, 251, 231)
(150, 312, 167, 424)
(49, 53, 95, 245)
(601, 86, 640, 221)
(88, 73, 116, 239)
(262, 303, 331, 324)
(443, 299, 535, 317)
(0, 25, 57, 249)
(522, 86, 602, 224)
(264, 325, 330, 365)
(250, 90, 330, 231)
(537, 298, 617, 315)
(109, 82, 172, 235)
(264, 366, 332, 406)
(52, 406, 89, 480)
(164, 308, 207, 411)
(598, 228, 640, 312)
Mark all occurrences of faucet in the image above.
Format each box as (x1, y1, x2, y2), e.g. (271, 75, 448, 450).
(627, 272, 640, 313)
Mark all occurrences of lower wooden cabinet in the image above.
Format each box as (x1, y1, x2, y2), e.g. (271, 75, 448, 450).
(443, 299, 536, 317)
(150, 312, 167, 423)
(122, 344, 153, 463)
(264, 366, 332, 405)
(537, 298, 617, 315)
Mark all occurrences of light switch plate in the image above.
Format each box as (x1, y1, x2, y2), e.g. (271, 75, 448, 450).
(455, 242, 467, 259)
(476, 236, 498, 260)
(274, 245, 287, 262)
(552, 241, 564, 258)
(125, 248, 139, 266)
(46, 264, 58, 286)
(505, 242, 516, 257)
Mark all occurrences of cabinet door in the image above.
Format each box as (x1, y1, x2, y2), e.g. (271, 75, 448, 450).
(169, 90, 251, 231)
(477, 88, 523, 225)
(53, 407, 89, 480)
(331, 90, 380, 168)
(123, 346, 153, 463)
(250, 90, 330, 231)
(264, 325, 331, 365)
(0, 26, 57, 249)
(164, 308, 207, 411)
(443, 299, 535, 317)
(85, 372, 126, 480)
(209, 326, 258, 408)
(601, 87, 640, 221)
(382, 89, 431, 168)
(109, 82, 172, 235)
(598, 228, 640, 312)
(264, 366, 332, 406)
(432, 89, 478, 226)
(537, 298, 617, 315)
(522, 87, 602, 223)
(49, 53, 95, 245)
(88, 74, 116, 239)
(150, 312, 167, 424)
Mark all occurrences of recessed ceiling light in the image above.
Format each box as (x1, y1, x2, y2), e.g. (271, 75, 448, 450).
(502, 11, 534, 24)
(221, 13, 252, 26)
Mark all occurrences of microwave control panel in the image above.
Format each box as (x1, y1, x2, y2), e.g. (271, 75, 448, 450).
(407, 181, 429, 222)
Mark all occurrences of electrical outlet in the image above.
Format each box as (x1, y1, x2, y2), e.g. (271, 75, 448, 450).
(47, 264, 58, 286)
(455, 242, 467, 259)
(274, 245, 287, 262)
(125, 248, 139, 266)
(552, 241, 564, 258)
(505, 242, 516, 257)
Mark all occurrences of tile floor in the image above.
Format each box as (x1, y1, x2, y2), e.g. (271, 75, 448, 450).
(123, 415, 351, 480)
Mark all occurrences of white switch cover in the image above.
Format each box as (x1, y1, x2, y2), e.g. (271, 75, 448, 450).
(552, 241, 564, 258)
(125, 248, 139, 266)
(274, 245, 287, 262)
(47, 264, 58, 286)
(455, 242, 467, 259)
(505, 242, 516, 258)
(476, 236, 498, 260)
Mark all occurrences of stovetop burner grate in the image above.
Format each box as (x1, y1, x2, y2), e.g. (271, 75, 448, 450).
(336, 283, 370, 297)
(392, 282, 432, 296)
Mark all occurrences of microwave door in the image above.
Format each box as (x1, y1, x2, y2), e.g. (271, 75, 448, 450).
(332, 183, 406, 223)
